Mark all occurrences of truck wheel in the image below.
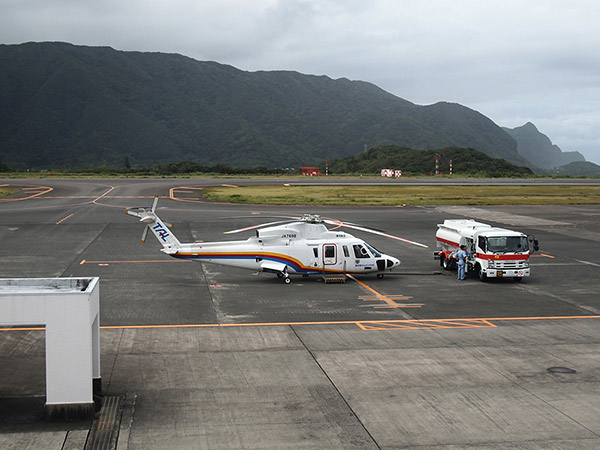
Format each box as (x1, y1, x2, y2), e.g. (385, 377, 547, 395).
(477, 265, 487, 282)
(441, 255, 451, 271)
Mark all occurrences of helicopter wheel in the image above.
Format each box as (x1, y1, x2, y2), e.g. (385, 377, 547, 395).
(377, 273, 384, 279)
(284, 276, 291, 284)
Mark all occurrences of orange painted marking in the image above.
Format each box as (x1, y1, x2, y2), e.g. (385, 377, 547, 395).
(56, 213, 74, 224)
(348, 274, 417, 308)
(0, 327, 46, 331)
(2, 315, 599, 333)
(360, 295, 411, 301)
(357, 318, 496, 330)
(531, 253, 554, 259)
(373, 305, 422, 309)
(169, 186, 210, 203)
(0, 185, 53, 202)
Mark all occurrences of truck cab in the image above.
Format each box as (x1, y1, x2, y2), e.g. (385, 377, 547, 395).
(471, 229, 532, 281)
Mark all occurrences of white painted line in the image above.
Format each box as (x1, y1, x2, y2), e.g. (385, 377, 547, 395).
(576, 260, 600, 267)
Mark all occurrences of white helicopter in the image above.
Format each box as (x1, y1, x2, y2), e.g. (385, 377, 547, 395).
(126, 196, 424, 284)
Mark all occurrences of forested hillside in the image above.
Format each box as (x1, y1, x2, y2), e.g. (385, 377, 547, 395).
(326, 146, 534, 177)
(1, 42, 527, 169)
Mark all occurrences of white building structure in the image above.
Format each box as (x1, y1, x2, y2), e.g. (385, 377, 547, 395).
(0, 277, 101, 419)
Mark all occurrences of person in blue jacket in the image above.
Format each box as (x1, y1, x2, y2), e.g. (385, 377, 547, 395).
(455, 244, 470, 280)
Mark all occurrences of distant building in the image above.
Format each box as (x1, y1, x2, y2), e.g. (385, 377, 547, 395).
(300, 167, 321, 176)
(381, 169, 401, 178)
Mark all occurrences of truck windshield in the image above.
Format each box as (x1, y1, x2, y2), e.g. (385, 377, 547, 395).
(486, 236, 529, 253)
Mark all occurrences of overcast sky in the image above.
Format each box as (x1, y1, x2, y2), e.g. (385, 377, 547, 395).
(2, 0, 599, 164)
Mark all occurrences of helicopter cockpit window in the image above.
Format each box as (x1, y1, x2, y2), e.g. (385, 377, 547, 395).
(313, 248, 318, 258)
(353, 244, 370, 258)
(363, 243, 381, 258)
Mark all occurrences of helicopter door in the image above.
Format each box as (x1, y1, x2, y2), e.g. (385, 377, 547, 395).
(322, 244, 337, 266)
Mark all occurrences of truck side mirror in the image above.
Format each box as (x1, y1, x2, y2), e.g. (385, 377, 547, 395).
(528, 236, 539, 253)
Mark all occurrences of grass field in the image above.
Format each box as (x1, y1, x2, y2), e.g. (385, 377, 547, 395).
(202, 185, 600, 206)
(0, 188, 18, 198)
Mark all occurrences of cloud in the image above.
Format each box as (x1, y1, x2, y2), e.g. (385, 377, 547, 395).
(1, 0, 599, 164)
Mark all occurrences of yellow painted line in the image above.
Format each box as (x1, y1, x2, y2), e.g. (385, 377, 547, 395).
(2, 315, 599, 333)
(56, 213, 74, 224)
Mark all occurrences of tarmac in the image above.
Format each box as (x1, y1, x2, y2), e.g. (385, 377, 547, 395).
(1, 177, 599, 449)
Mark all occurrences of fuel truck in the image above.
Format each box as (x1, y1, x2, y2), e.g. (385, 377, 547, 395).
(434, 219, 539, 281)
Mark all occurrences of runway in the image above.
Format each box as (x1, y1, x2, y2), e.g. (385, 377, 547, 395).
(1, 177, 600, 449)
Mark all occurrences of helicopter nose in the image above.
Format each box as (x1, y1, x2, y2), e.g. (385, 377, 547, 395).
(386, 257, 400, 268)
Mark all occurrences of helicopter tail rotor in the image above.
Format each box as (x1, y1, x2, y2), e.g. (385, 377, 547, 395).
(126, 196, 179, 253)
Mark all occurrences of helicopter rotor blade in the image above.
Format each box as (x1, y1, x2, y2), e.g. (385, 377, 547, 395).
(324, 219, 429, 248)
(221, 213, 428, 247)
(150, 195, 159, 212)
(141, 226, 149, 243)
(223, 219, 296, 234)
(222, 215, 301, 221)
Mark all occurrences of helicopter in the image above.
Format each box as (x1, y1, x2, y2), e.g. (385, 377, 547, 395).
(125, 196, 425, 284)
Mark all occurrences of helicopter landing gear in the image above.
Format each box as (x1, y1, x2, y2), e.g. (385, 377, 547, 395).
(277, 270, 291, 284)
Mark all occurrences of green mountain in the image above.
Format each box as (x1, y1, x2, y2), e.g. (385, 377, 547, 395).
(555, 161, 600, 176)
(1, 42, 528, 169)
(326, 146, 533, 177)
(503, 122, 585, 170)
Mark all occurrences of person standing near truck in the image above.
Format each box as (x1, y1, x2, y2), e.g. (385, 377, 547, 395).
(455, 245, 470, 280)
